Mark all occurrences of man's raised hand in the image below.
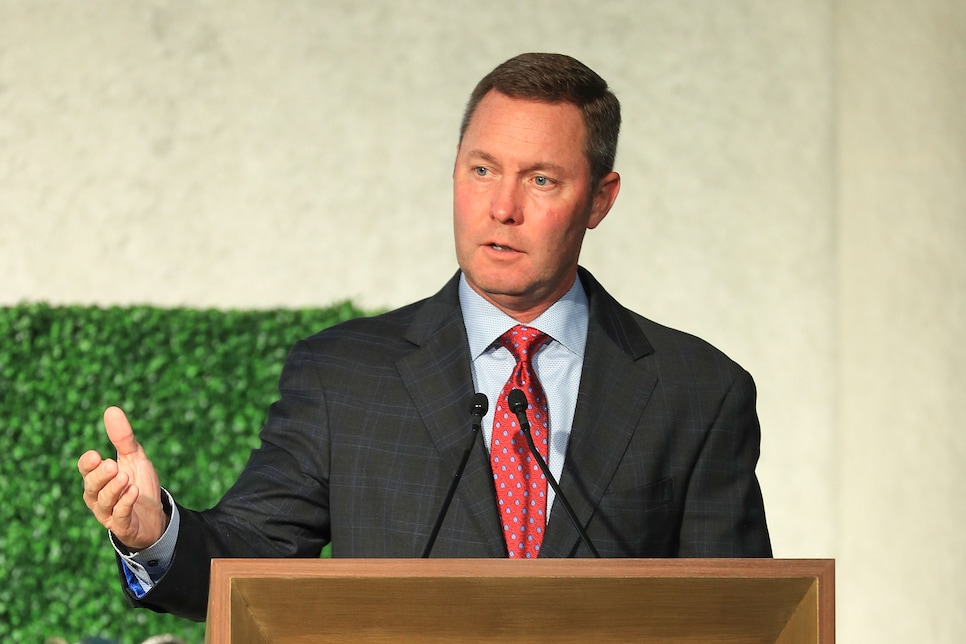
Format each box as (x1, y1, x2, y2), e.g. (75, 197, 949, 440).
(78, 407, 169, 551)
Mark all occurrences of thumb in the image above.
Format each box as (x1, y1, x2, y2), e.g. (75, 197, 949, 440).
(103, 406, 142, 458)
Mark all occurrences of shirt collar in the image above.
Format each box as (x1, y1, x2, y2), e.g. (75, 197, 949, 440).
(458, 272, 589, 360)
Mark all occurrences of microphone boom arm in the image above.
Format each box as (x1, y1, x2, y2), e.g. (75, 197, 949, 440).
(421, 393, 488, 558)
(508, 388, 601, 558)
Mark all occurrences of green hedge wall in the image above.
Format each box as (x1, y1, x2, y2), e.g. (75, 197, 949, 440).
(0, 302, 368, 644)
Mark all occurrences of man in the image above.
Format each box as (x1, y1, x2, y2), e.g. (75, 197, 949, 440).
(79, 53, 771, 622)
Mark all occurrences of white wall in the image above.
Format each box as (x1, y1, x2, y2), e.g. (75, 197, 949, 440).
(837, 1, 966, 640)
(1, 1, 962, 641)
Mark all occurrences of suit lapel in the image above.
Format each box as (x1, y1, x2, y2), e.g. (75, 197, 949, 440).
(541, 268, 658, 557)
(395, 275, 505, 555)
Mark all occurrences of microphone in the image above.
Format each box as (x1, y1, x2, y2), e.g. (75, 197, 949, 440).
(507, 388, 601, 558)
(421, 392, 488, 558)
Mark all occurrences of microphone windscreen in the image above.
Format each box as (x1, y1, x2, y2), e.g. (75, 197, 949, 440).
(507, 388, 528, 414)
(469, 392, 488, 417)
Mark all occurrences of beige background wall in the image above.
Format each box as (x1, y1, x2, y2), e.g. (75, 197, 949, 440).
(1, 1, 962, 641)
(837, 1, 966, 641)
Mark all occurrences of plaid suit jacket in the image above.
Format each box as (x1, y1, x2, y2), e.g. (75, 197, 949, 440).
(129, 267, 770, 620)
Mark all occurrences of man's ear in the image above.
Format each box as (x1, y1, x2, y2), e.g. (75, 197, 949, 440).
(588, 172, 621, 229)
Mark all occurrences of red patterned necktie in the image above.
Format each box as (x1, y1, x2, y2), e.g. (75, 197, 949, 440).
(490, 324, 550, 558)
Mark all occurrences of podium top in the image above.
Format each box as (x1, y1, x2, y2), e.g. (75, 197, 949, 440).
(207, 558, 834, 643)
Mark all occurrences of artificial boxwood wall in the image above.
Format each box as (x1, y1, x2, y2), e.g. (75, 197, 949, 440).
(0, 302, 367, 644)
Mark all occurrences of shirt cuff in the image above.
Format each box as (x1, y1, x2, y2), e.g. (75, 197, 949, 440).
(112, 488, 181, 596)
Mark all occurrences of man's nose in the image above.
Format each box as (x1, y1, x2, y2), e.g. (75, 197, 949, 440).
(490, 179, 522, 224)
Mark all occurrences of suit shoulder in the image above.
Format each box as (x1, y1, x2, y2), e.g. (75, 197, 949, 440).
(295, 298, 426, 357)
(628, 309, 751, 381)
(581, 267, 749, 378)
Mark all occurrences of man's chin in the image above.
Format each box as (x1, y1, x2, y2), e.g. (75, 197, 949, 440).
(463, 271, 532, 301)
(470, 280, 529, 299)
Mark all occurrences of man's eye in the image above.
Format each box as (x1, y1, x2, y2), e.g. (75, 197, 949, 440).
(534, 175, 549, 186)
(474, 167, 488, 177)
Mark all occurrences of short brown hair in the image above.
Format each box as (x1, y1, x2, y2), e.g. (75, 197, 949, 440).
(459, 53, 621, 186)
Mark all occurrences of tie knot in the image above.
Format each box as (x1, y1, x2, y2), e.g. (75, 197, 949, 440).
(499, 325, 549, 363)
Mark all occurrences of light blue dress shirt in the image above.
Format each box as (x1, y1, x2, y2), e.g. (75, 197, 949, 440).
(457, 273, 589, 518)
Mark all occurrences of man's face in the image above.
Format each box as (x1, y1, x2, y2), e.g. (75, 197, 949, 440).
(453, 90, 620, 322)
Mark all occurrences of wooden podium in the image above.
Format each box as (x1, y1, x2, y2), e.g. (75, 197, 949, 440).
(205, 558, 834, 643)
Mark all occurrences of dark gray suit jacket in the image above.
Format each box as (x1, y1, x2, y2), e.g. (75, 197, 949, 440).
(128, 268, 770, 620)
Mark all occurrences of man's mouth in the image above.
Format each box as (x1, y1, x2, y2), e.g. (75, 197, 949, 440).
(490, 243, 515, 252)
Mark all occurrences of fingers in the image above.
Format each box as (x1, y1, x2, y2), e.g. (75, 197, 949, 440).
(77, 449, 103, 477)
(110, 482, 141, 526)
(80, 456, 141, 532)
(103, 406, 141, 458)
(80, 456, 122, 512)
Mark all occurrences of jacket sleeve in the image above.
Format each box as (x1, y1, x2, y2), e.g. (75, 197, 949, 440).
(676, 367, 772, 557)
(119, 338, 333, 621)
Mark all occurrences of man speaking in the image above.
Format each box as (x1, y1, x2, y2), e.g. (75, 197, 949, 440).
(79, 52, 771, 621)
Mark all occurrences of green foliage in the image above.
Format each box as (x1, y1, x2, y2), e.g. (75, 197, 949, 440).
(0, 302, 367, 643)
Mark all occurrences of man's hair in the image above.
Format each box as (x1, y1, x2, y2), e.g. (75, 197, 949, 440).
(459, 53, 621, 186)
